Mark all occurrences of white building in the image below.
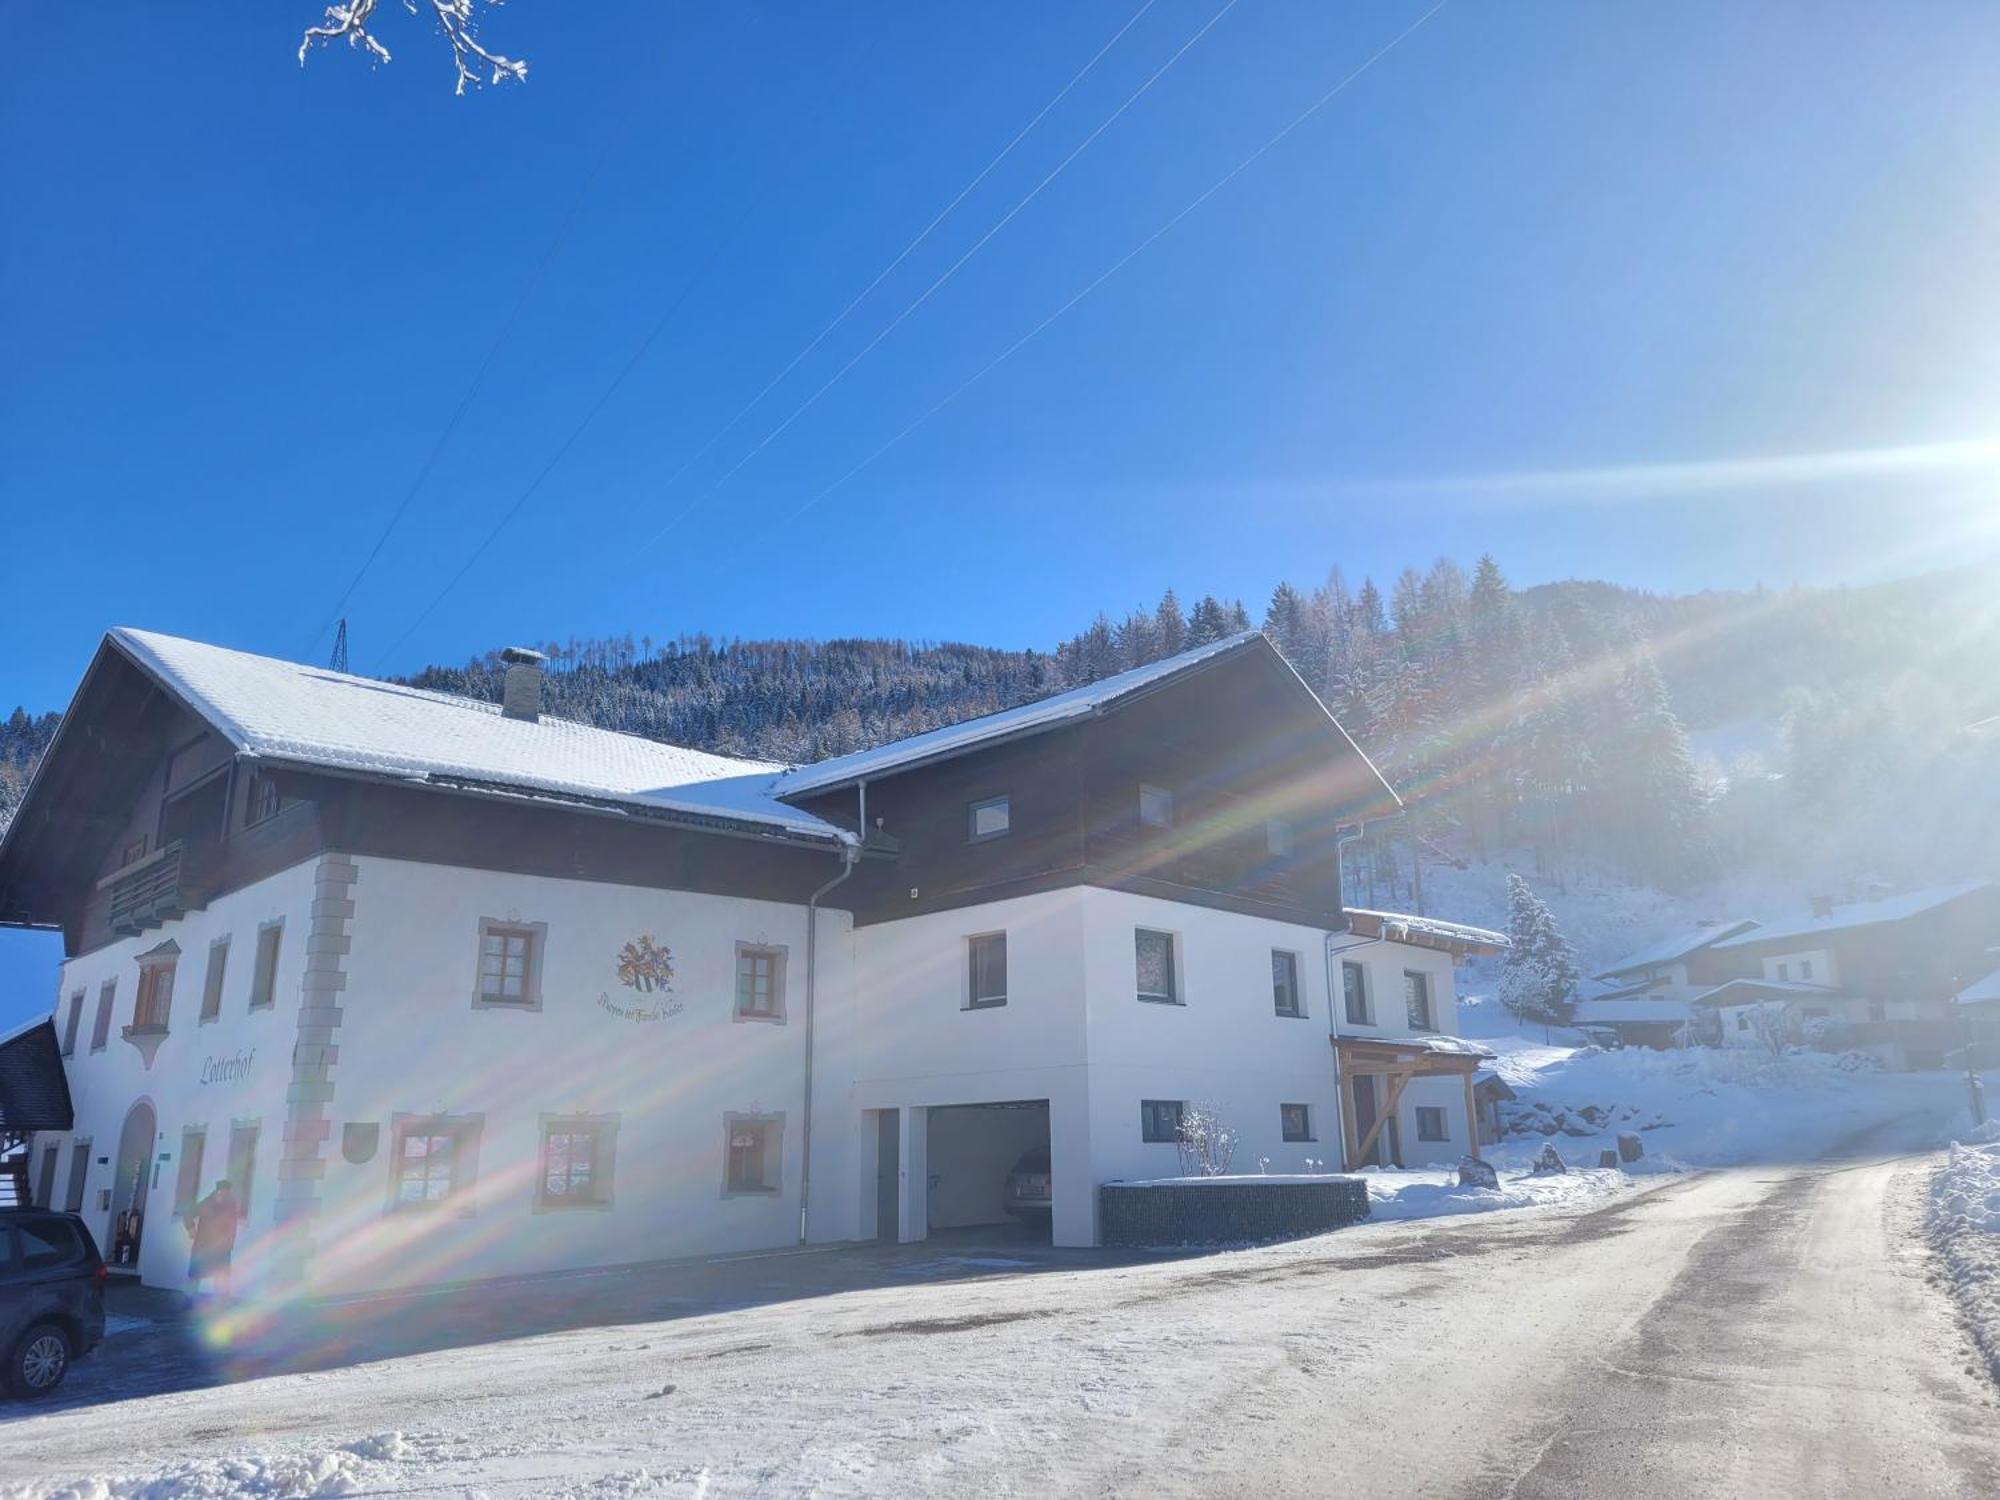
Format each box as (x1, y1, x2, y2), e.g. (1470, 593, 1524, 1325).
(0, 628, 1502, 1298)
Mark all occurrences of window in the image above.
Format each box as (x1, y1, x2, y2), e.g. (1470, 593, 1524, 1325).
(1404, 970, 1433, 1031)
(1867, 1000, 1887, 1022)
(1272, 950, 1303, 1018)
(249, 923, 282, 1010)
(475, 919, 544, 1009)
(90, 981, 116, 1052)
(1735, 1012, 1749, 1032)
(17, 1218, 84, 1272)
(967, 932, 1008, 1008)
(201, 939, 229, 1023)
(1266, 818, 1293, 857)
(1281, 1103, 1314, 1142)
(734, 944, 787, 1021)
(1139, 783, 1174, 828)
(175, 1129, 206, 1218)
(1135, 929, 1179, 1004)
(1140, 1099, 1185, 1143)
(968, 795, 1011, 841)
(60, 990, 83, 1058)
(539, 1116, 618, 1210)
(121, 836, 147, 867)
(724, 1114, 781, 1194)
(1342, 961, 1371, 1026)
(133, 954, 176, 1031)
(1776, 962, 1790, 982)
(227, 1122, 260, 1224)
(1415, 1106, 1448, 1142)
(245, 772, 281, 827)
(390, 1115, 480, 1210)
(1800, 959, 1814, 981)
(63, 1139, 91, 1213)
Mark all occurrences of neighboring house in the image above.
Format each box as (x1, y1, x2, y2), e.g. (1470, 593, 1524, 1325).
(1471, 1069, 1515, 1147)
(1586, 919, 1760, 1047)
(1693, 882, 2000, 1068)
(0, 627, 1501, 1298)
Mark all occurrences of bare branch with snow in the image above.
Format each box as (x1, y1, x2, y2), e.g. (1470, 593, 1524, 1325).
(300, 0, 528, 95)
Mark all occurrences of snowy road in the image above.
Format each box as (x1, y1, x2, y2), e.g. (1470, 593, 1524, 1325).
(3, 1137, 1995, 1497)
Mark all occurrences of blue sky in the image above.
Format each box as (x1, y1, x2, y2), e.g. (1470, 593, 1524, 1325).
(4, 3, 2000, 1009)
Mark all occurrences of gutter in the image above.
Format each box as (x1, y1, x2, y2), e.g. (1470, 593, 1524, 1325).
(798, 779, 864, 1244)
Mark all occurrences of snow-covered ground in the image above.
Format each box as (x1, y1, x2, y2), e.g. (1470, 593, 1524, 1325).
(1929, 1139, 2000, 1385)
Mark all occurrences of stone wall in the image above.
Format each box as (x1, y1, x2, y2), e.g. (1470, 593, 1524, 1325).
(1099, 1177, 1369, 1247)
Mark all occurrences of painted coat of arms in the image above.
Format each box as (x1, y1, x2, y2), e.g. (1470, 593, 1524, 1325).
(599, 934, 682, 1021)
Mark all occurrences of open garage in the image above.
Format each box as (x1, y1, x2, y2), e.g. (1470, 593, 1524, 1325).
(923, 1100, 1051, 1235)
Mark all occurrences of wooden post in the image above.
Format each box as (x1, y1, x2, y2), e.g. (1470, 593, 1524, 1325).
(1338, 1061, 1365, 1173)
(1462, 1070, 1482, 1160)
(1352, 1065, 1415, 1170)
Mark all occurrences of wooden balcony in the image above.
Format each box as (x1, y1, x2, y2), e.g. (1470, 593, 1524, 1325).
(103, 840, 212, 937)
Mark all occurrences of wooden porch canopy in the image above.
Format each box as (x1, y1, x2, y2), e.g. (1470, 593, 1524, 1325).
(1331, 1033, 1494, 1172)
(1342, 908, 1510, 961)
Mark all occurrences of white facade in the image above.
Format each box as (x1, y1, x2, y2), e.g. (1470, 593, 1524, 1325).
(41, 859, 1476, 1292)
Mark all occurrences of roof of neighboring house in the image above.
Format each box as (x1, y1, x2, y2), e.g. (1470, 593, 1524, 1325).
(1595, 919, 1761, 979)
(1343, 909, 1509, 956)
(1956, 967, 2000, 1006)
(1688, 978, 1846, 1008)
(1708, 881, 1997, 951)
(105, 629, 849, 845)
(0, 1018, 72, 1134)
(773, 631, 1399, 809)
(1472, 1068, 1516, 1100)
(1571, 997, 1693, 1026)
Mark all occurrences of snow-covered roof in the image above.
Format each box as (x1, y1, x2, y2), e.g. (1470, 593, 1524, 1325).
(1687, 978, 1844, 1008)
(1709, 881, 1996, 951)
(1596, 919, 1760, 978)
(774, 632, 1355, 797)
(1571, 997, 1693, 1025)
(1956, 968, 2000, 1006)
(1332, 1033, 1495, 1060)
(1344, 909, 1509, 953)
(109, 629, 848, 844)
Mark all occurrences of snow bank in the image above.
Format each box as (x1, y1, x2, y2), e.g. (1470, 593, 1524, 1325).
(1929, 1142, 2000, 1382)
(1361, 1164, 1626, 1221)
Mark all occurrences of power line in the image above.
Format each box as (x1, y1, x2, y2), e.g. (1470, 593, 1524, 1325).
(635, 0, 1241, 557)
(641, 0, 1161, 509)
(304, 134, 622, 661)
(785, 0, 1451, 524)
(369, 198, 762, 674)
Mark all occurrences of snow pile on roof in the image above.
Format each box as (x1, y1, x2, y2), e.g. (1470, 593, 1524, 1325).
(1709, 880, 1996, 950)
(1596, 919, 1759, 978)
(111, 629, 845, 842)
(1347, 909, 1508, 950)
(1687, 978, 1843, 1007)
(1571, 998, 1693, 1025)
(1957, 969, 2000, 1007)
(776, 632, 1269, 795)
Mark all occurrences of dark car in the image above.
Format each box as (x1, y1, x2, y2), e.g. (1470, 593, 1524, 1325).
(0, 1210, 106, 1397)
(1003, 1146, 1052, 1219)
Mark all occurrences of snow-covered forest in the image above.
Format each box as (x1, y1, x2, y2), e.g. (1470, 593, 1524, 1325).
(4, 559, 1996, 898)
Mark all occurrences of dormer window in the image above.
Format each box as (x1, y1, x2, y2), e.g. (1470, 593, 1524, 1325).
(246, 773, 281, 827)
(1139, 784, 1174, 828)
(968, 795, 1011, 842)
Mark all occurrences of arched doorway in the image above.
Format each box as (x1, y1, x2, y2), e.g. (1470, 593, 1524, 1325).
(110, 1099, 156, 1270)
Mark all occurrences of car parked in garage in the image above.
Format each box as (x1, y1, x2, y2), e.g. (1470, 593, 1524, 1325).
(1003, 1146, 1052, 1220)
(0, 1210, 107, 1397)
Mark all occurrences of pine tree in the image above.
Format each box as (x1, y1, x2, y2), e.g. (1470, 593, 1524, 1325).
(1498, 873, 1579, 1024)
(1186, 595, 1231, 646)
(1155, 589, 1187, 657)
(1264, 582, 1307, 657)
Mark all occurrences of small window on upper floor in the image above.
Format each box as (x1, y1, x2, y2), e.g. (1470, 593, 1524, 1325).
(967, 932, 1008, 1009)
(250, 922, 283, 1010)
(1404, 969, 1434, 1031)
(1266, 818, 1293, 857)
(1139, 783, 1174, 828)
(60, 990, 83, 1058)
(1272, 950, 1303, 1018)
(1776, 962, 1790, 982)
(201, 939, 229, 1023)
(1800, 959, 1814, 981)
(735, 944, 787, 1022)
(1136, 929, 1180, 1005)
(132, 952, 176, 1032)
(475, 918, 545, 1010)
(90, 981, 116, 1052)
(968, 795, 1011, 842)
(246, 773, 282, 827)
(1342, 961, 1372, 1026)
(121, 837, 147, 867)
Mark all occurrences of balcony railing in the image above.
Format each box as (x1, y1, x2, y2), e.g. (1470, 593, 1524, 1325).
(104, 840, 212, 937)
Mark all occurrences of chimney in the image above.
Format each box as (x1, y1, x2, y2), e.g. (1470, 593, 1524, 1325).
(1808, 893, 1835, 919)
(500, 646, 546, 723)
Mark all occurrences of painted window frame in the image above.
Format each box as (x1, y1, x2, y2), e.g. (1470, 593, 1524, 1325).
(387, 1112, 484, 1215)
(473, 917, 546, 1011)
(60, 990, 83, 1058)
(722, 1112, 784, 1196)
(967, 794, 1012, 843)
(174, 1128, 206, 1218)
(89, 980, 116, 1053)
(1135, 928, 1181, 1005)
(1138, 783, 1174, 829)
(1140, 1098, 1185, 1144)
(249, 921, 283, 1011)
(1415, 1105, 1449, 1143)
(1342, 961, 1372, 1026)
(198, 938, 229, 1024)
(63, 1138, 92, 1213)
(1272, 949, 1304, 1018)
(966, 931, 1008, 1009)
(131, 950, 177, 1032)
(1280, 1102, 1314, 1142)
(536, 1113, 620, 1212)
(732, 942, 788, 1023)
(1403, 969, 1434, 1031)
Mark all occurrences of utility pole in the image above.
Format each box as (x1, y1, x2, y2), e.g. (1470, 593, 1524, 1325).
(330, 619, 349, 674)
